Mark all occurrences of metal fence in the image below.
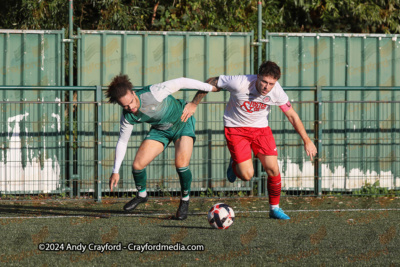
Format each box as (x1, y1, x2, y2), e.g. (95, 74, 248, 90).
(265, 32, 400, 87)
(1, 86, 399, 201)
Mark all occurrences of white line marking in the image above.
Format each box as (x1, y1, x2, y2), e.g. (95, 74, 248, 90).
(0, 208, 399, 219)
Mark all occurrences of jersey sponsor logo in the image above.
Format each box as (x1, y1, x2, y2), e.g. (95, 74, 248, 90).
(240, 101, 268, 113)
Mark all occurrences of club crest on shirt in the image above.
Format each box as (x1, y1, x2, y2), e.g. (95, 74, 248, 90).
(263, 96, 271, 103)
(240, 101, 267, 113)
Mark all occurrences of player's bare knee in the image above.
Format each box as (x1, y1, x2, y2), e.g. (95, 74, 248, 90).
(132, 161, 145, 170)
(241, 169, 254, 181)
(242, 175, 252, 181)
(175, 159, 190, 169)
(266, 168, 280, 177)
(175, 163, 189, 169)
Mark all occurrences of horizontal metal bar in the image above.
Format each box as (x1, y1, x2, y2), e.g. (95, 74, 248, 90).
(320, 101, 400, 104)
(0, 101, 98, 104)
(1, 86, 400, 92)
(322, 86, 400, 91)
(81, 30, 252, 36)
(284, 87, 317, 91)
(0, 29, 64, 34)
(267, 32, 399, 38)
(198, 101, 319, 104)
(0, 86, 97, 91)
(3, 100, 398, 105)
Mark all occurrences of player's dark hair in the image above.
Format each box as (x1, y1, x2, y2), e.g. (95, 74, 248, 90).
(258, 61, 281, 80)
(106, 74, 133, 104)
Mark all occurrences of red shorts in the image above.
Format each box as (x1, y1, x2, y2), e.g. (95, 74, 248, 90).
(224, 126, 278, 163)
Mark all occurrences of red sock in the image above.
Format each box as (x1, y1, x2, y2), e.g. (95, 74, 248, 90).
(267, 173, 281, 205)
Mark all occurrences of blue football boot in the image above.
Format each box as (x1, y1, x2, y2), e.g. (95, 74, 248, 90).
(269, 207, 290, 220)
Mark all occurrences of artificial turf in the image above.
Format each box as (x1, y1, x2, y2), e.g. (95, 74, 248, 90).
(0, 196, 399, 266)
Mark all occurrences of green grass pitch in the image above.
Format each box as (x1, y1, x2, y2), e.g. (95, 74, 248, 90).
(0, 196, 399, 266)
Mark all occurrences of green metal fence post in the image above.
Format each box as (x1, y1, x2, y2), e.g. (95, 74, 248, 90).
(265, 31, 269, 61)
(315, 86, 322, 196)
(250, 30, 255, 74)
(95, 85, 103, 202)
(68, 0, 75, 197)
(257, 1, 262, 69)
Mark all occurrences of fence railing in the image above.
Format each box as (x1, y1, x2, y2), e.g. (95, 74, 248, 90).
(1, 86, 400, 201)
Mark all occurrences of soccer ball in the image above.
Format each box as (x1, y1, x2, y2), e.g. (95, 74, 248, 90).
(207, 203, 235, 229)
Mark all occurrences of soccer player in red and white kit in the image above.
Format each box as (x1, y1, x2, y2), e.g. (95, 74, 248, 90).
(182, 61, 317, 220)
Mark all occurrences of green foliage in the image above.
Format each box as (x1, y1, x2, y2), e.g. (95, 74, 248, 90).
(157, 184, 171, 197)
(326, 192, 342, 196)
(353, 180, 389, 197)
(206, 187, 213, 197)
(153, 0, 257, 32)
(0, 0, 399, 33)
(0, 0, 68, 30)
(237, 191, 245, 197)
(252, 183, 258, 196)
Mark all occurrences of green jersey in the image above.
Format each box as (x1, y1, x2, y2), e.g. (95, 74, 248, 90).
(112, 77, 213, 174)
(123, 86, 186, 132)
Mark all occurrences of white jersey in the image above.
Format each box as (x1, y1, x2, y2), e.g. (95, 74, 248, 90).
(218, 75, 289, 128)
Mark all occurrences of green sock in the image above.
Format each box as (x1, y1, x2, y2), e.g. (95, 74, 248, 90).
(132, 168, 147, 193)
(177, 166, 192, 199)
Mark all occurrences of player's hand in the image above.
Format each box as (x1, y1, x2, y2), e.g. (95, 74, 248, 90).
(109, 173, 120, 192)
(181, 102, 197, 122)
(304, 140, 317, 161)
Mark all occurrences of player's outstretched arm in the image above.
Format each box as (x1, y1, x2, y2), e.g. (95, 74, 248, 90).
(181, 77, 221, 122)
(283, 107, 317, 161)
(109, 116, 133, 190)
(109, 173, 120, 192)
(206, 77, 221, 89)
(181, 91, 207, 122)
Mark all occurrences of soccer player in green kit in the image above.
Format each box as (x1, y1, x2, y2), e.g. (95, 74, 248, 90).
(106, 74, 218, 220)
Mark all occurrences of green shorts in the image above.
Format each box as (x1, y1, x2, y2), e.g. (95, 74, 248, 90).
(144, 116, 196, 148)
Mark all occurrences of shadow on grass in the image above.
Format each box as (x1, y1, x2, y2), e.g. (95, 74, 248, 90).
(159, 225, 214, 230)
(0, 203, 173, 217)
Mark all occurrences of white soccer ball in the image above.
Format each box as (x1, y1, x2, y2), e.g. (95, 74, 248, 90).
(207, 203, 235, 229)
